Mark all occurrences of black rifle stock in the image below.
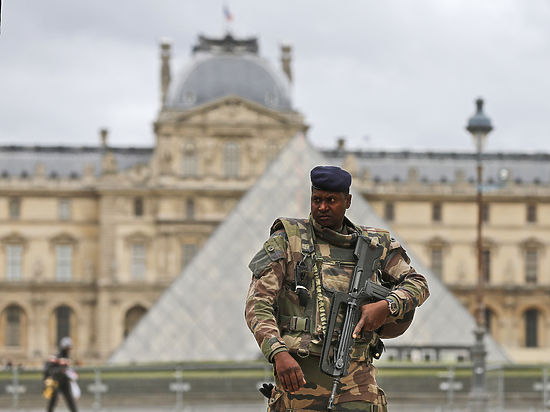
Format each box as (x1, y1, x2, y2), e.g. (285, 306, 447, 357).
(319, 235, 391, 410)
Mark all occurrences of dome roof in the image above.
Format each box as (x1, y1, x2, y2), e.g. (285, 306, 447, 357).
(166, 35, 293, 111)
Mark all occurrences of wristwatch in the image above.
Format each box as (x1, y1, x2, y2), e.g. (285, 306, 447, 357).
(385, 298, 399, 316)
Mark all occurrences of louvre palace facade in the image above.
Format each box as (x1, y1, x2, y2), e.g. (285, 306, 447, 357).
(0, 33, 548, 365)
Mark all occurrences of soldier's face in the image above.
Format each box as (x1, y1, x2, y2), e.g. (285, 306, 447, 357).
(311, 189, 352, 230)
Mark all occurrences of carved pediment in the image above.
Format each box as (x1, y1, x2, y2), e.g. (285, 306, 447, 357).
(177, 96, 290, 127)
(1, 232, 27, 245)
(124, 231, 152, 245)
(49, 233, 78, 251)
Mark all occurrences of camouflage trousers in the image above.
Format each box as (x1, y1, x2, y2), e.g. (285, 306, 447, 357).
(268, 354, 388, 412)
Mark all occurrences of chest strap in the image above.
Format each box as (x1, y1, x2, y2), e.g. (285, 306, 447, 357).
(279, 315, 310, 332)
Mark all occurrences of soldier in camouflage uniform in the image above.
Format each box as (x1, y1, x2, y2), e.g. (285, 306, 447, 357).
(245, 166, 429, 412)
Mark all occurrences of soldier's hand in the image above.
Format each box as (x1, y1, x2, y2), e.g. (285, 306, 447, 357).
(352, 300, 390, 338)
(273, 351, 306, 393)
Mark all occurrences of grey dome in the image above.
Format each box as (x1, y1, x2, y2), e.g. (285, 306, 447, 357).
(166, 53, 293, 111)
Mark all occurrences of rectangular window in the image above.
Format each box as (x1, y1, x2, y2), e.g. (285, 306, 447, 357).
(6, 306, 21, 347)
(6, 245, 23, 281)
(482, 249, 491, 283)
(525, 309, 538, 348)
(131, 243, 146, 280)
(525, 248, 538, 284)
(55, 245, 73, 281)
(186, 199, 195, 220)
(134, 197, 144, 217)
(182, 143, 198, 177)
(432, 203, 442, 222)
(384, 202, 394, 222)
(181, 244, 197, 270)
(527, 204, 537, 223)
(56, 306, 71, 345)
(9, 198, 20, 219)
(430, 247, 443, 278)
(58, 198, 72, 221)
(223, 142, 240, 178)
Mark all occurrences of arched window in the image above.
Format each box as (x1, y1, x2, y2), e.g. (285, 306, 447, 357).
(223, 142, 240, 178)
(124, 305, 147, 338)
(524, 309, 539, 348)
(55, 305, 72, 346)
(5, 305, 23, 347)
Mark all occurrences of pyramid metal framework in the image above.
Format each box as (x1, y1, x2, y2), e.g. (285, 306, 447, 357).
(110, 134, 508, 364)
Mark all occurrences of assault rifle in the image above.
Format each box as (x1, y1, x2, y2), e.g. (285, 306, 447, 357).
(320, 235, 390, 411)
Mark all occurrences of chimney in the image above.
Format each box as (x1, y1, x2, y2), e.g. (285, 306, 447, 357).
(160, 38, 172, 107)
(280, 44, 292, 83)
(337, 137, 346, 152)
(100, 128, 109, 148)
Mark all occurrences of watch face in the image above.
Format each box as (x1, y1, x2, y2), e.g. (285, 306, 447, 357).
(387, 300, 398, 315)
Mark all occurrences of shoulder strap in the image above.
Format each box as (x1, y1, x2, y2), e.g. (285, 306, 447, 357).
(271, 217, 314, 256)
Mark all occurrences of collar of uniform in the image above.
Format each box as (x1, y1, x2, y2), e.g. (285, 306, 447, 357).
(309, 215, 359, 248)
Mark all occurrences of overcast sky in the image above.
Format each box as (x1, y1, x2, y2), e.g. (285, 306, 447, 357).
(1, 1, 549, 152)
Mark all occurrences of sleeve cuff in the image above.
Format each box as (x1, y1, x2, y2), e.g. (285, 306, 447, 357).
(386, 293, 402, 317)
(268, 346, 289, 363)
(262, 336, 287, 362)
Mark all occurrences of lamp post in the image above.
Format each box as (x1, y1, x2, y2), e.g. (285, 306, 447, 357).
(466, 97, 493, 412)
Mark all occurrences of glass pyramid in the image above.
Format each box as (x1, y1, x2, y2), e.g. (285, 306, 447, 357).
(110, 134, 508, 364)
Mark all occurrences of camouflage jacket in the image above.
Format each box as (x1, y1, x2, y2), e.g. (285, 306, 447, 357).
(245, 215, 429, 363)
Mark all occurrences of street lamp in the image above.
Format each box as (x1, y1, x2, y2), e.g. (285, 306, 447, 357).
(466, 97, 493, 412)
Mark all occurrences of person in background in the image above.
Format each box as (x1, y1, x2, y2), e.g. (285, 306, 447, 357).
(43, 337, 79, 412)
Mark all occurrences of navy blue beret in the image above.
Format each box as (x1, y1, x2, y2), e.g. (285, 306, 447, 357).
(310, 166, 352, 193)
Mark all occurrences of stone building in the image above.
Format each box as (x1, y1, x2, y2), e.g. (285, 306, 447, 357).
(0, 33, 548, 365)
(0, 34, 306, 365)
(324, 147, 550, 363)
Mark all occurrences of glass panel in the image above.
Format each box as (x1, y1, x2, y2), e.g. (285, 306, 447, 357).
(432, 203, 442, 222)
(6, 306, 21, 347)
(6, 244, 23, 281)
(525, 248, 538, 284)
(131, 243, 146, 280)
(58, 199, 71, 220)
(527, 204, 537, 223)
(182, 143, 198, 177)
(186, 199, 195, 220)
(9, 198, 20, 219)
(134, 197, 144, 217)
(384, 202, 394, 221)
(430, 247, 443, 278)
(56, 306, 71, 346)
(56, 245, 73, 281)
(525, 309, 538, 347)
(223, 142, 240, 178)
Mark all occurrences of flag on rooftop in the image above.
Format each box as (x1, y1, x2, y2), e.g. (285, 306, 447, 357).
(223, 5, 233, 22)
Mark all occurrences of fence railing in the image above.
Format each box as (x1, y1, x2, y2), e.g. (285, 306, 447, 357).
(1, 362, 550, 411)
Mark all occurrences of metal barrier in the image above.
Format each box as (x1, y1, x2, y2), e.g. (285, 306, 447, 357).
(2, 362, 550, 411)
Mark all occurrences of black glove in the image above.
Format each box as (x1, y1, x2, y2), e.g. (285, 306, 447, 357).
(259, 382, 274, 399)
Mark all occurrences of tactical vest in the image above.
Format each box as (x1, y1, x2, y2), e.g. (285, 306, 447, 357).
(270, 217, 392, 362)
